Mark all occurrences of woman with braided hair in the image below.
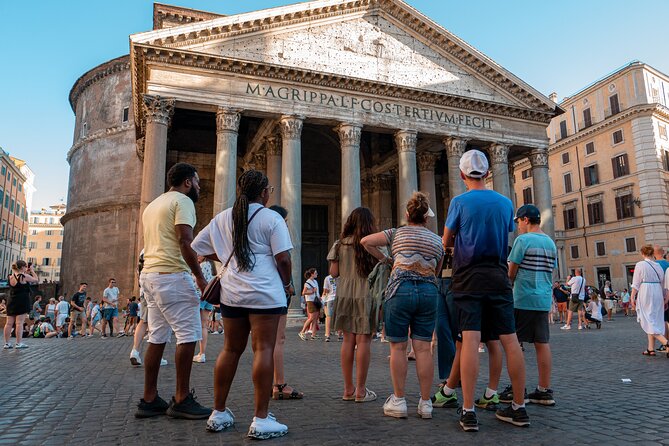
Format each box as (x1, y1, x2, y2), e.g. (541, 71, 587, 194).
(192, 170, 294, 439)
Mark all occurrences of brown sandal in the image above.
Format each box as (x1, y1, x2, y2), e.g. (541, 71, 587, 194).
(272, 383, 304, 400)
(642, 349, 656, 356)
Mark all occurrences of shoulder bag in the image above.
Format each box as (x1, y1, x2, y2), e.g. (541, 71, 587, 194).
(202, 207, 264, 305)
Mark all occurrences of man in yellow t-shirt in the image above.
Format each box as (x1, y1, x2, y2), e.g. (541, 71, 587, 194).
(136, 162, 211, 420)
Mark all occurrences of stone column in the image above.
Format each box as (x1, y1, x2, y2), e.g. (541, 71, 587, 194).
(378, 176, 393, 230)
(530, 147, 555, 239)
(213, 108, 241, 214)
(489, 143, 512, 200)
(279, 115, 304, 310)
(140, 94, 175, 213)
(417, 151, 439, 233)
(394, 130, 418, 225)
(335, 123, 362, 224)
(265, 136, 282, 207)
(443, 136, 467, 199)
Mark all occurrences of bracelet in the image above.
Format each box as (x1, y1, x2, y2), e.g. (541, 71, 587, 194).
(283, 283, 292, 289)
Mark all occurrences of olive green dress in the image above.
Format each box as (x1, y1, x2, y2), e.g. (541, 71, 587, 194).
(328, 237, 377, 335)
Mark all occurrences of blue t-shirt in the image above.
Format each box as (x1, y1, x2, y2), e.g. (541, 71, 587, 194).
(655, 259, 669, 272)
(508, 232, 557, 311)
(445, 189, 514, 294)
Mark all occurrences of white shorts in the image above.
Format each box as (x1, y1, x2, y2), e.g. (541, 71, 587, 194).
(56, 315, 68, 328)
(140, 271, 202, 345)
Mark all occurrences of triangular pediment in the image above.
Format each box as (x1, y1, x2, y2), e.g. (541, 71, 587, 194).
(132, 0, 558, 114)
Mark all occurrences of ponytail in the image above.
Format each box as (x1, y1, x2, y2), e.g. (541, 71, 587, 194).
(232, 170, 268, 271)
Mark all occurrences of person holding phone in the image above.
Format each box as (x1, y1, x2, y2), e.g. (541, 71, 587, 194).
(3, 260, 38, 349)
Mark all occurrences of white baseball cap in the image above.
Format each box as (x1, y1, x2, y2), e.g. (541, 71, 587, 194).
(459, 149, 489, 178)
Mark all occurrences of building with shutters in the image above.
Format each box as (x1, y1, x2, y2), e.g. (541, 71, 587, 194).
(27, 204, 66, 283)
(513, 61, 669, 291)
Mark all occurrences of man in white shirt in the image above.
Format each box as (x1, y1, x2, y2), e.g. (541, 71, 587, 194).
(322, 275, 338, 342)
(55, 296, 70, 335)
(102, 279, 120, 338)
(561, 269, 587, 330)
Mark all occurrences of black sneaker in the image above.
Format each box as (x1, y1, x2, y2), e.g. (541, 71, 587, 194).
(457, 408, 479, 432)
(135, 395, 169, 418)
(166, 390, 212, 419)
(498, 385, 529, 404)
(495, 405, 530, 427)
(528, 388, 556, 406)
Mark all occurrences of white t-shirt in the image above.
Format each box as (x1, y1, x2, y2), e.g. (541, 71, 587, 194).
(323, 275, 337, 303)
(587, 300, 602, 321)
(103, 287, 119, 309)
(91, 304, 101, 319)
(567, 276, 586, 299)
(303, 278, 320, 302)
(40, 322, 55, 333)
(55, 300, 69, 315)
(192, 203, 293, 309)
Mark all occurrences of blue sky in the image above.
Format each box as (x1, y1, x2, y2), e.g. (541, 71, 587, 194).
(1, 0, 667, 210)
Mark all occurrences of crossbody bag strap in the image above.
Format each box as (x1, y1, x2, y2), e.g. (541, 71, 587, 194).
(223, 206, 265, 269)
(644, 260, 662, 282)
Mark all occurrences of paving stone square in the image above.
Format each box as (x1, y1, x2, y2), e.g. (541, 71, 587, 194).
(1, 316, 668, 445)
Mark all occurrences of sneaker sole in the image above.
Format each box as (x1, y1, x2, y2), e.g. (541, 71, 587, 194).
(459, 421, 478, 432)
(166, 408, 212, 420)
(529, 398, 556, 406)
(495, 413, 530, 427)
(433, 401, 459, 408)
(247, 429, 287, 440)
(130, 357, 141, 366)
(475, 402, 499, 411)
(135, 409, 167, 418)
(499, 398, 530, 404)
(383, 409, 408, 419)
(417, 411, 432, 419)
(206, 420, 234, 432)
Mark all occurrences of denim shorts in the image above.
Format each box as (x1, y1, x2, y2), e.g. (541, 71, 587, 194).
(102, 308, 118, 320)
(383, 281, 438, 343)
(199, 300, 215, 312)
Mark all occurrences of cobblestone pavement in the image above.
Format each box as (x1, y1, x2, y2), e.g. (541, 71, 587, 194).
(1, 315, 669, 445)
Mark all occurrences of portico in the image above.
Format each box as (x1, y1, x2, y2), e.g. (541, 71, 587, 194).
(130, 0, 560, 309)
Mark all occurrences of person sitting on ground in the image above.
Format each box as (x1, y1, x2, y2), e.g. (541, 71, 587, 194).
(40, 317, 59, 339)
(585, 293, 602, 329)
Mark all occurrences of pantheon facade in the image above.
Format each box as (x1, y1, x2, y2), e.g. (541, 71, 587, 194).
(62, 0, 561, 302)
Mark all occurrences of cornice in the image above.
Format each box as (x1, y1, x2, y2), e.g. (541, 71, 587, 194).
(60, 198, 139, 225)
(131, 44, 556, 140)
(66, 124, 134, 163)
(69, 55, 130, 112)
(133, 0, 557, 115)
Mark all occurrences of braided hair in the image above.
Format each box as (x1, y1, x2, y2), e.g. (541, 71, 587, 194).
(232, 170, 269, 271)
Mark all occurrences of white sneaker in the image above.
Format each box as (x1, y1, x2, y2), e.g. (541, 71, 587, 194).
(210, 331, 219, 335)
(578, 325, 583, 330)
(14, 343, 28, 349)
(560, 324, 571, 330)
(478, 346, 486, 353)
(130, 349, 142, 366)
(160, 358, 168, 366)
(3, 343, 12, 349)
(206, 408, 235, 432)
(193, 354, 206, 363)
(247, 413, 288, 440)
(383, 394, 408, 418)
(417, 398, 433, 419)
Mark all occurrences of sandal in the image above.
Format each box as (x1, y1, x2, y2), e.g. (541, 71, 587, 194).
(642, 349, 656, 356)
(272, 384, 303, 400)
(355, 388, 377, 403)
(342, 388, 356, 401)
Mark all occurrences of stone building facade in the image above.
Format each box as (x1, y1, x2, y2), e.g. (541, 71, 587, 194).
(513, 61, 669, 291)
(27, 204, 66, 283)
(0, 149, 29, 278)
(63, 1, 560, 304)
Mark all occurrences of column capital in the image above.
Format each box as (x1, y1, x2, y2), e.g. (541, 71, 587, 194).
(253, 152, 267, 171)
(443, 136, 468, 158)
(335, 123, 363, 147)
(142, 94, 175, 126)
(216, 107, 242, 133)
(371, 175, 393, 192)
(417, 151, 439, 172)
(265, 135, 281, 156)
(394, 129, 418, 153)
(529, 147, 549, 168)
(489, 143, 510, 165)
(279, 115, 305, 140)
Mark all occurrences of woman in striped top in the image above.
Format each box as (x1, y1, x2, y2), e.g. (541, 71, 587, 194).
(362, 192, 444, 419)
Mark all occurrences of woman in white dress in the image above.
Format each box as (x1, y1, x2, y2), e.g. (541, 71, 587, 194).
(630, 244, 669, 357)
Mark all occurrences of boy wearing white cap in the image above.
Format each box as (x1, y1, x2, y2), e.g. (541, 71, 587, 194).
(442, 149, 529, 431)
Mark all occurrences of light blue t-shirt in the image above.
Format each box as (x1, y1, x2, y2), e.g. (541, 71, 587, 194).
(508, 232, 557, 311)
(445, 189, 514, 294)
(655, 259, 669, 272)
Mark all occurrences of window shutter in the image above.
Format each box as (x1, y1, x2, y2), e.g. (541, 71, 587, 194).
(622, 154, 629, 175)
(587, 203, 594, 225)
(563, 210, 569, 229)
(611, 157, 618, 179)
(615, 196, 623, 220)
(583, 167, 591, 186)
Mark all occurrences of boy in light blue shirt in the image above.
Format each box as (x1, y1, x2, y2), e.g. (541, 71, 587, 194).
(507, 204, 557, 407)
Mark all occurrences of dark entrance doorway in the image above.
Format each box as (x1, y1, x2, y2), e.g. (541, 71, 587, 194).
(302, 204, 330, 288)
(596, 267, 611, 289)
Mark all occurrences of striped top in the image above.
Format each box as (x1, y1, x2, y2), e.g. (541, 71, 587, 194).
(508, 232, 557, 311)
(383, 225, 444, 300)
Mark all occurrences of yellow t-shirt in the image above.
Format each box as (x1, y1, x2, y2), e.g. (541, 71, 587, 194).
(142, 191, 196, 273)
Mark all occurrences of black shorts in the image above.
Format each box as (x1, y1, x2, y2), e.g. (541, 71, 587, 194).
(220, 303, 285, 318)
(453, 293, 515, 342)
(514, 309, 550, 344)
(664, 307, 669, 322)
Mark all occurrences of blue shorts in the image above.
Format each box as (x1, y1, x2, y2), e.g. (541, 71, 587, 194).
(324, 300, 335, 317)
(199, 300, 215, 311)
(383, 281, 438, 343)
(102, 308, 118, 320)
(92, 315, 101, 326)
